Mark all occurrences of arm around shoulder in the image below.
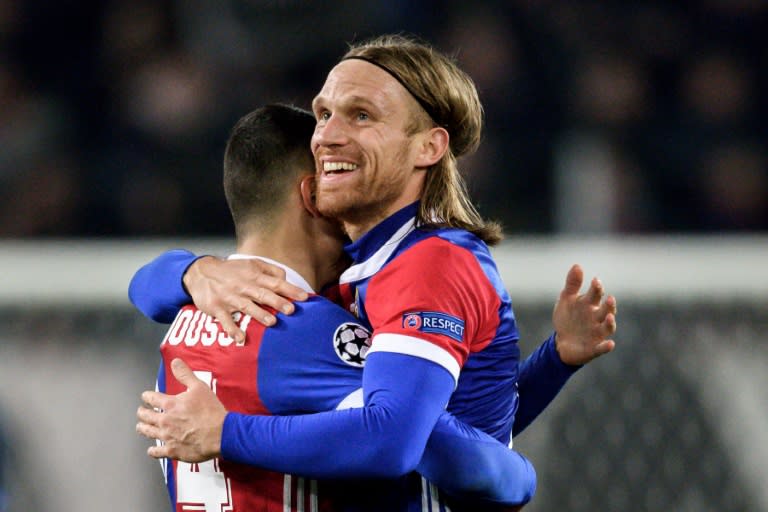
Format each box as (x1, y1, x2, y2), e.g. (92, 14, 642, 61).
(128, 249, 201, 323)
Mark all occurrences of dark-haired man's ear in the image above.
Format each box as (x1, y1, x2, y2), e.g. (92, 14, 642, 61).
(300, 175, 322, 217)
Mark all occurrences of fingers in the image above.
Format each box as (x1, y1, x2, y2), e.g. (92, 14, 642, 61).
(136, 416, 161, 440)
(246, 260, 308, 305)
(136, 417, 173, 459)
(595, 294, 617, 323)
(136, 405, 166, 453)
(247, 285, 296, 318)
(251, 267, 309, 303)
(186, 257, 310, 330)
(593, 339, 616, 357)
(251, 258, 288, 279)
(584, 277, 604, 305)
(136, 404, 175, 459)
(209, 307, 247, 343)
(147, 444, 170, 459)
(560, 264, 584, 299)
(136, 395, 192, 461)
(137, 404, 161, 426)
(230, 292, 285, 328)
(604, 310, 617, 335)
(211, 268, 310, 329)
(140, 390, 170, 410)
(170, 358, 200, 388)
(207, 299, 274, 334)
(234, 279, 309, 327)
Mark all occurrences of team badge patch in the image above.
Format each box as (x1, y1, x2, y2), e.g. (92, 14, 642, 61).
(402, 311, 465, 343)
(333, 322, 372, 367)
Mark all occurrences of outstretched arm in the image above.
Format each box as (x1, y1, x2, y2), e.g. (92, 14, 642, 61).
(514, 332, 575, 436)
(514, 264, 617, 436)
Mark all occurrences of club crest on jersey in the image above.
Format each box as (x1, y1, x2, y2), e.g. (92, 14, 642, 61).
(402, 311, 465, 343)
(333, 322, 372, 367)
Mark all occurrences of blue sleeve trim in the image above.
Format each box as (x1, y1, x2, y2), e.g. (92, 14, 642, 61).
(128, 249, 200, 323)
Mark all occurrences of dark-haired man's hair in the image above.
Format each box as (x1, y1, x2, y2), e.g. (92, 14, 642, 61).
(223, 104, 315, 241)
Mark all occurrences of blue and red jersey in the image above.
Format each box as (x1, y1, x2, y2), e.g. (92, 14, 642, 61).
(151, 255, 537, 511)
(131, 203, 579, 511)
(336, 202, 521, 445)
(157, 262, 367, 512)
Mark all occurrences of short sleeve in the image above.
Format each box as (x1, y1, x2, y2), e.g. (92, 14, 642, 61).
(364, 237, 501, 382)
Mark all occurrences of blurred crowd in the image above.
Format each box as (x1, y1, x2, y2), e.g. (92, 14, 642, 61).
(0, 0, 766, 237)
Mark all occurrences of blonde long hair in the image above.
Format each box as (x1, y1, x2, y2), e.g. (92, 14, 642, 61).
(343, 34, 503, 245)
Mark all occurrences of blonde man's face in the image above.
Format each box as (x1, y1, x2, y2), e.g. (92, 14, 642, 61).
(310, 59, 428, 238)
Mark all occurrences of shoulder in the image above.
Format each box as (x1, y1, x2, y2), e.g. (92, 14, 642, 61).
(289, 295, 358, 325)
(397, 228, 491, 261)
(378, 229, 495, 284)
(270, 296, 370, 348)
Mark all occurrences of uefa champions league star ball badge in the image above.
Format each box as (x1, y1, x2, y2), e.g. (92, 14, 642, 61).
(333, 322, 372, 367)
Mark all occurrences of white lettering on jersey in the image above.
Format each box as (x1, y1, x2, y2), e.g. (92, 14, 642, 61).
(163, 309, 251, 347)
(175, 371, 234, 512)
(176, 459, 233, 512)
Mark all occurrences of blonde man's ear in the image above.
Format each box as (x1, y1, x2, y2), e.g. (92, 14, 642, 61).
(415, 126, 450, 169)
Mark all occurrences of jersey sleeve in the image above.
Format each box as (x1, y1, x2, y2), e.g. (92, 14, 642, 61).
(221, 351, 455, 479)
(513, 332, 580, 436)
(128, 249, 200, 323)
(364, 238, 501, 383)
(418, 411, 536, 507)
(222, 347, 535, 506)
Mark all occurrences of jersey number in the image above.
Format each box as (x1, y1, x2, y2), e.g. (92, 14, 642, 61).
(175, 371, 234, 512)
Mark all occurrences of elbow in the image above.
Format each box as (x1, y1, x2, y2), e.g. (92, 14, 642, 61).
(510, 456, 537, 505)
(128, 281, 174, 323)
(367, 437, 423, 478)
(486, 452, 536, 505)
(129, 294, 167, 323)
(373, 456, 420, 479)
(127, 276, 158, 320)
(127, 278, 140, 309)
(147, 304, 176, 323)
(472, 451, 537, 506)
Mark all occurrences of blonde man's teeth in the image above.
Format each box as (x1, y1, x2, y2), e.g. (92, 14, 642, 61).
(324, 162, 358, 172)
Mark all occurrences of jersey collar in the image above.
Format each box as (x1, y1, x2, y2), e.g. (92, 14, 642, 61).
(339, 202, 418, 284)
(227, 254, 316, 294)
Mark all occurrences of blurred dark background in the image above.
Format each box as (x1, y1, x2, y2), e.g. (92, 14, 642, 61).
(1, 4, 767, 510)
(0, 0, 766, 238)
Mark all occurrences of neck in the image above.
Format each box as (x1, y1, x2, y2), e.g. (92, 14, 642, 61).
(344, 192, 422, 242)
(343, 220, 380, 242)
(237, 215, 348, 292)
(237, 226, 332, 293)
